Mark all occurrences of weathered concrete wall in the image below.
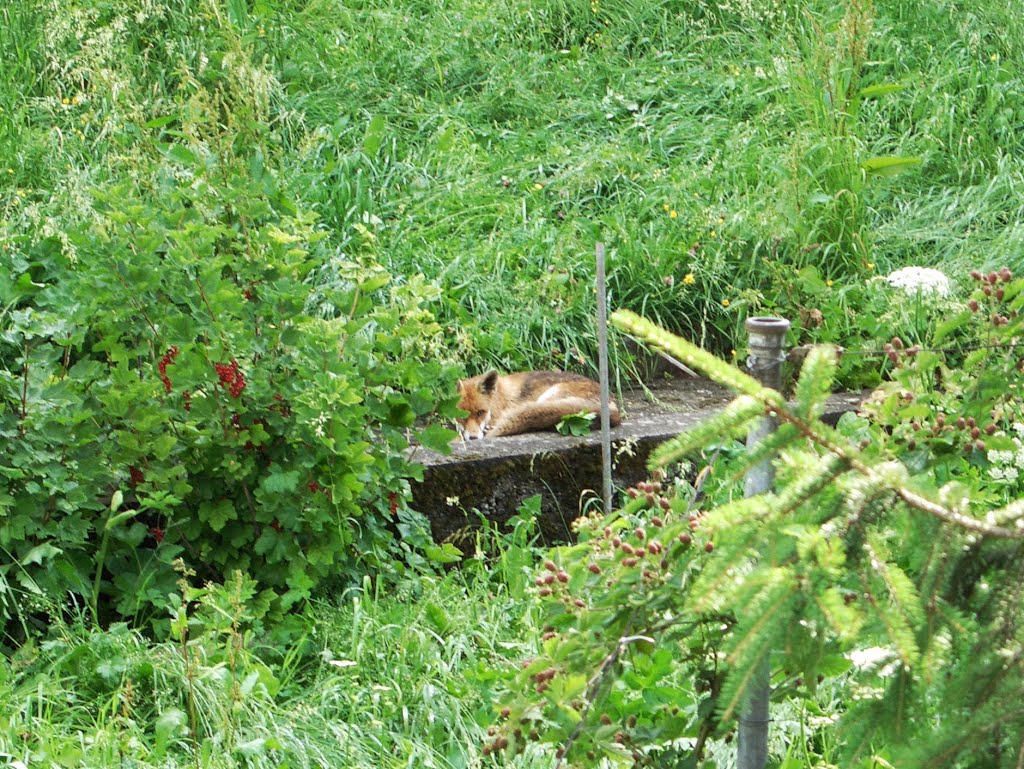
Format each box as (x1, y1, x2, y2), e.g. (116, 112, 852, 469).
(411, 378, 865, 544)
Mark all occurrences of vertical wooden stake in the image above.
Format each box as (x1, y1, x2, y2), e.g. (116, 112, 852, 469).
(596, 242, 613, 514)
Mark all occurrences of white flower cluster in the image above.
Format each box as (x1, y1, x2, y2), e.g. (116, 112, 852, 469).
(987, 423, 1024, 484)
(886, 266, 952, 297)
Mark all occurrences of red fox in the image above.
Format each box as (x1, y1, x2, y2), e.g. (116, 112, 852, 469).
(455, 370, 621, 440)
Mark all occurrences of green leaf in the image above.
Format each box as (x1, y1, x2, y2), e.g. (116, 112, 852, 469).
(556, 410, 595, 436)
(793, 345, 838, 421)
(424, 601, 452, 633)
(236, 737, 281, 757)
(419, 423, 457, 453)
(424, 542, 463, 564)
(864, 533, 923, 666)
(155, 708, 187, 754)
(934, 309, 972, 344)
(143, 115, 178, 129)
(158, 143, 197, 166)
(861, 156, 922, 177)
(387, 402, 416, 427)
(198, 500, 236, 532)
(363, 114, 387, 156)
(859, 83, 904, 99)
(20, 543, 63, 566)
(262, 469, 300, 494)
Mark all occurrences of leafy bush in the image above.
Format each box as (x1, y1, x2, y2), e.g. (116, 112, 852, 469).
(0, 149, 459, 633)
(489, 291, 1024, 767)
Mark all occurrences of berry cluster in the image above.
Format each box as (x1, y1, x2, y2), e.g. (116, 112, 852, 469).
(307, 480, 331, 499)
(268, 392, 291, 417)
(967, 267, 1015, 326)
(157, 345, 179, 393)
(214, 359, 247, 398)
(902, 410, 998, 454)
(491, 476, 720, 762)
(882, 336, 920, 365)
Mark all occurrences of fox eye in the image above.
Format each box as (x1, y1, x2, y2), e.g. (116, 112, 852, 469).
(475, 410, 486, 418)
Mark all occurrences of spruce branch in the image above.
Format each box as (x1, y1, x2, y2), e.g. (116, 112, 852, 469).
(610, 310, 1024, 540)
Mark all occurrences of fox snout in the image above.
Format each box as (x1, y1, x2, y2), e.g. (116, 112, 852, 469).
(456, 410, 491, 440)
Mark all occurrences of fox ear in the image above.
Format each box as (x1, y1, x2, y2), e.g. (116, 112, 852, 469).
(480, 370, 499, 394)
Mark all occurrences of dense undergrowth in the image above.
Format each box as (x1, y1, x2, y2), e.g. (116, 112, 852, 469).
(0, 513, 550, 768)
(3, 0, 1024, 766)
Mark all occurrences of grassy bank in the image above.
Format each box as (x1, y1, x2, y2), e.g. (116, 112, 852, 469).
(3, 0, 1023, 378)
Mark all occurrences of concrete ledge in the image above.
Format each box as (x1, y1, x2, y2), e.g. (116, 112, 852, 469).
(410, 379, 865, 544)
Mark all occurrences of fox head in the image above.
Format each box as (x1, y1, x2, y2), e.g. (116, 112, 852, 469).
(455, 370, 499, 440)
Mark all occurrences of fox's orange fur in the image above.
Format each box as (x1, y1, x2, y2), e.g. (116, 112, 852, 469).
(455, 370, 621, 439)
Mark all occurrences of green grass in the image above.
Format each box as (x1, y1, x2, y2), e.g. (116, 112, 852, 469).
(1, 508, 548, 768)
(4, 0, 1023, 380)
(0, 566, 545, 767)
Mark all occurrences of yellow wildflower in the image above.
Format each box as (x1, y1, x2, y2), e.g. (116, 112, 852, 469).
(709, 230, 716, 238)
(866, 262, 875, 270)
(669, 210, 678, 219)
(721, 299, 730, 308)
(826, 279, 834, 287)
(533, 183, 544, 190)
(683, 273, 696, 285)
(663, 203, 670, 212)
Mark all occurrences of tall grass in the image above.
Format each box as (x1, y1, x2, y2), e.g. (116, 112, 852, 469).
(0, 562, 545, 768)
(5, 0, 1023, 380)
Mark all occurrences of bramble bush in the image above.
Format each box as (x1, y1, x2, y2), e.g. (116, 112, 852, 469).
(489, 277, 1024, 768)
(0, 150, 459, 636)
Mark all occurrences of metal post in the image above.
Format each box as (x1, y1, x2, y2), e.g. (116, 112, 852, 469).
(595, 243, 613, 514)
(737, 316, 790, 769)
